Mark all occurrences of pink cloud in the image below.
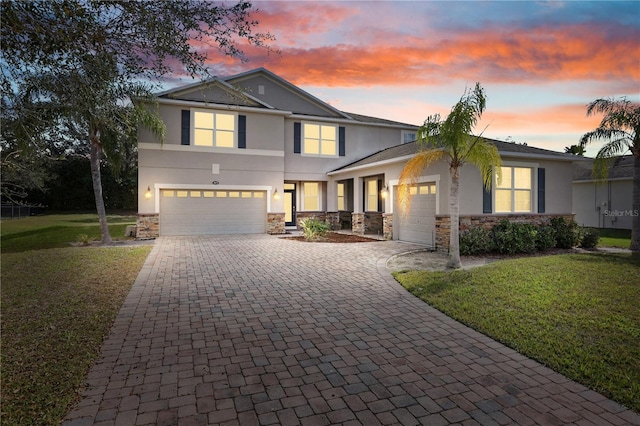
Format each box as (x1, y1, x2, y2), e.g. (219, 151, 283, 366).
(196, 17, 639, 90)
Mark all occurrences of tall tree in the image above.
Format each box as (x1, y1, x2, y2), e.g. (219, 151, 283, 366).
(1, 0, 273, 243)
(564, 144, 586, 156)
(580, 96, 640, 255)
(398, 83, 502, 269)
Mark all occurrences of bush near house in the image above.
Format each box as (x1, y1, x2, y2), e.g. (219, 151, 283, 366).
(300, 218, 330, 241)
(460, 218, 596, 255)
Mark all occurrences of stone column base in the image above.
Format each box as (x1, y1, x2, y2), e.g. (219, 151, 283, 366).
(136, 213, 159, 239)
(267, 213, 286, 234)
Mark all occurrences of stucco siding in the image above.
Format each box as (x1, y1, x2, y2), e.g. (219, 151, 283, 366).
(574, 180, 633, 229)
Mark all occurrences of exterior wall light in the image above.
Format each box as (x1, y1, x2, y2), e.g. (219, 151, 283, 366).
(144, 186, 152, 199)
(273, 188, 280, 200)
(381, 185, 389, 199)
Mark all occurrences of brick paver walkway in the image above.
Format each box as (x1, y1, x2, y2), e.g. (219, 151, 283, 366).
(64, 235, 639, 425)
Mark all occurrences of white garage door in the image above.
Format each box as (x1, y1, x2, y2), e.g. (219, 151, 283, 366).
(396, 183, 437, 247)
(160, 189, 266, 236)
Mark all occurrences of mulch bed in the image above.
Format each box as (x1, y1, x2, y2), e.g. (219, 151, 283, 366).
(281, 232, 381, 243)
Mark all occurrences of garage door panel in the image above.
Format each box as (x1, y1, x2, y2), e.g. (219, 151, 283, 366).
(396, 183, 437, 247)
(160, 189, 266, 236)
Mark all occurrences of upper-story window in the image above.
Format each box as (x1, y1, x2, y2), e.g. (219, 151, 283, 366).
(495, 166, 532, 213)
(303, 123, 337, 156)
(402, 131, 416, 144)
(193, 110, 236, 148)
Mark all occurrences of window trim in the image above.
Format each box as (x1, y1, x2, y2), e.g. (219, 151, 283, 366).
(494, 165, 535, 213)
(337, 182, 346, 211)
(401, 130, 417, 144)
(302, 181, 321, 211)
(301, 121, 339, 158)
(191, 109, 238, 148)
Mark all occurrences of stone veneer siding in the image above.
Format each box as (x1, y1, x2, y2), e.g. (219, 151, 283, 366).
(382, 213, 393, 240)
(364, 212, 383, 235)
(435, 213, 575, 253)
(267, 213, 286, 234)
(136, 213, 159, 239)
(351, 213, 365, 235)
(295, 212, 327, 229)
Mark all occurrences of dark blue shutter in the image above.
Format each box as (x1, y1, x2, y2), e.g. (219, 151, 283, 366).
(377, 178, 383, 212)
(339, 126, 346, 156)
(538, 168, 546, 213)
(181, 110, 190, 145)
(482, 184, 492, 213)
(294, 122, 301, 153)
(238, 115, 246, 149)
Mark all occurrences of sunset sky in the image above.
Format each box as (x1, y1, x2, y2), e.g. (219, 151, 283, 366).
(171, 0, 640, 157)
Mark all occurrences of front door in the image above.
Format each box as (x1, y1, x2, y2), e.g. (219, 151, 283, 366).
(284, 183, 296, 226)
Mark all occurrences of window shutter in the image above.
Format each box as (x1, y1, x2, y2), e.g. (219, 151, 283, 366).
(294, 122, 301, 153)
(238, 115, 246, 149)
(339, 127, 346, 156)
(538, 168, 546, 213)
(482, 184, 492, 213)
(181, 110, 190, 145)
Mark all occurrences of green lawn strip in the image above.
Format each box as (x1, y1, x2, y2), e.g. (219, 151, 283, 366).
(1, 246, 152, 425)
(1, 215, 137, 253)
(597, 228, 631, 249)
(393, 253, 640, 412)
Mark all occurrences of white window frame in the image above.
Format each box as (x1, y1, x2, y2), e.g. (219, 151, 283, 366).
(365, 178, 379, 212)
(302, 122, 339, 157)
(401, 130, 417, 144)
(494, 165, 534, 213)
(191, 109, 238, 148)
(337, 182, 346, 211)
(302, 182, 321, 211)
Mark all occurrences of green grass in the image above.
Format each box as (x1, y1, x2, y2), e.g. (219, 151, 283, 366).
(394, 253, 640, 412)
(597, 228, 632, 249)
(1, 213, 137, 253)
(0, 213, 151, 425)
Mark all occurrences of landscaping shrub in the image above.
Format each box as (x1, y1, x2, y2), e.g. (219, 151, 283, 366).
(460, 227, 494, 255)
(551, 217, 581, 249)
(579, 227, 600, 249)
(300, 218, 329, 241)
(491, 219, 537, 254)
(535, 225, 557, 251)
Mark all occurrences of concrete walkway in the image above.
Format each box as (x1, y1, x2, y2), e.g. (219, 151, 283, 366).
(64, 235, 639, 425)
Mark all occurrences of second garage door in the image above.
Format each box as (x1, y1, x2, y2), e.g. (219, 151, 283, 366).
(160, 189, 266, 236)
(396, 182, 437, 247)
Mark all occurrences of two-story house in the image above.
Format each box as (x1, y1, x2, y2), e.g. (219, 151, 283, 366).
(137, 68, 576, 250)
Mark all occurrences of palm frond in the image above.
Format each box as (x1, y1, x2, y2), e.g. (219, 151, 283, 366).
(464, 138, 502, 189)
(397, 149, 444, 215)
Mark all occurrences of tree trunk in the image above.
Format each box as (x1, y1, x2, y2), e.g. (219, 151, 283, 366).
(447, 167, 462, 269)
(631, 154, 640, 257)
(90, 131, 113, 244)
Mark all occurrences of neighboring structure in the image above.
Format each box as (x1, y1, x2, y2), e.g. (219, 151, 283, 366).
(573, 156, 634, 229)
(137, 68, 576, 250)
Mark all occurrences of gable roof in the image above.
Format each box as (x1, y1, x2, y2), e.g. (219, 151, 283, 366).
(330, 138, 578, 174)
(573, 155, 635, 181)
(154, 68, 418, 128)
(157, 77, 275, 109)
(223, 67, 351, 120)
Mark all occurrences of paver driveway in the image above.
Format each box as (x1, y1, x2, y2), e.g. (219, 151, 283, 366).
(64, 235, 639, 426)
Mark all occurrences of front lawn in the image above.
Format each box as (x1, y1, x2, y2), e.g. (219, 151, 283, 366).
(1, 213, 151, 425)
(1, 212, 137, 253)
(598, 228, 632, 249)
(394, 253, 640, 412)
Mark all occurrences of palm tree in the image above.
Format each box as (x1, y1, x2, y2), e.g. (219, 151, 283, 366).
(580, 96, 640, 255)
(399, 83, 502, 269)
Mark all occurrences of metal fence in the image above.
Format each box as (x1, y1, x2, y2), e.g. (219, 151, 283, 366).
(1, 203, 45, 219)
